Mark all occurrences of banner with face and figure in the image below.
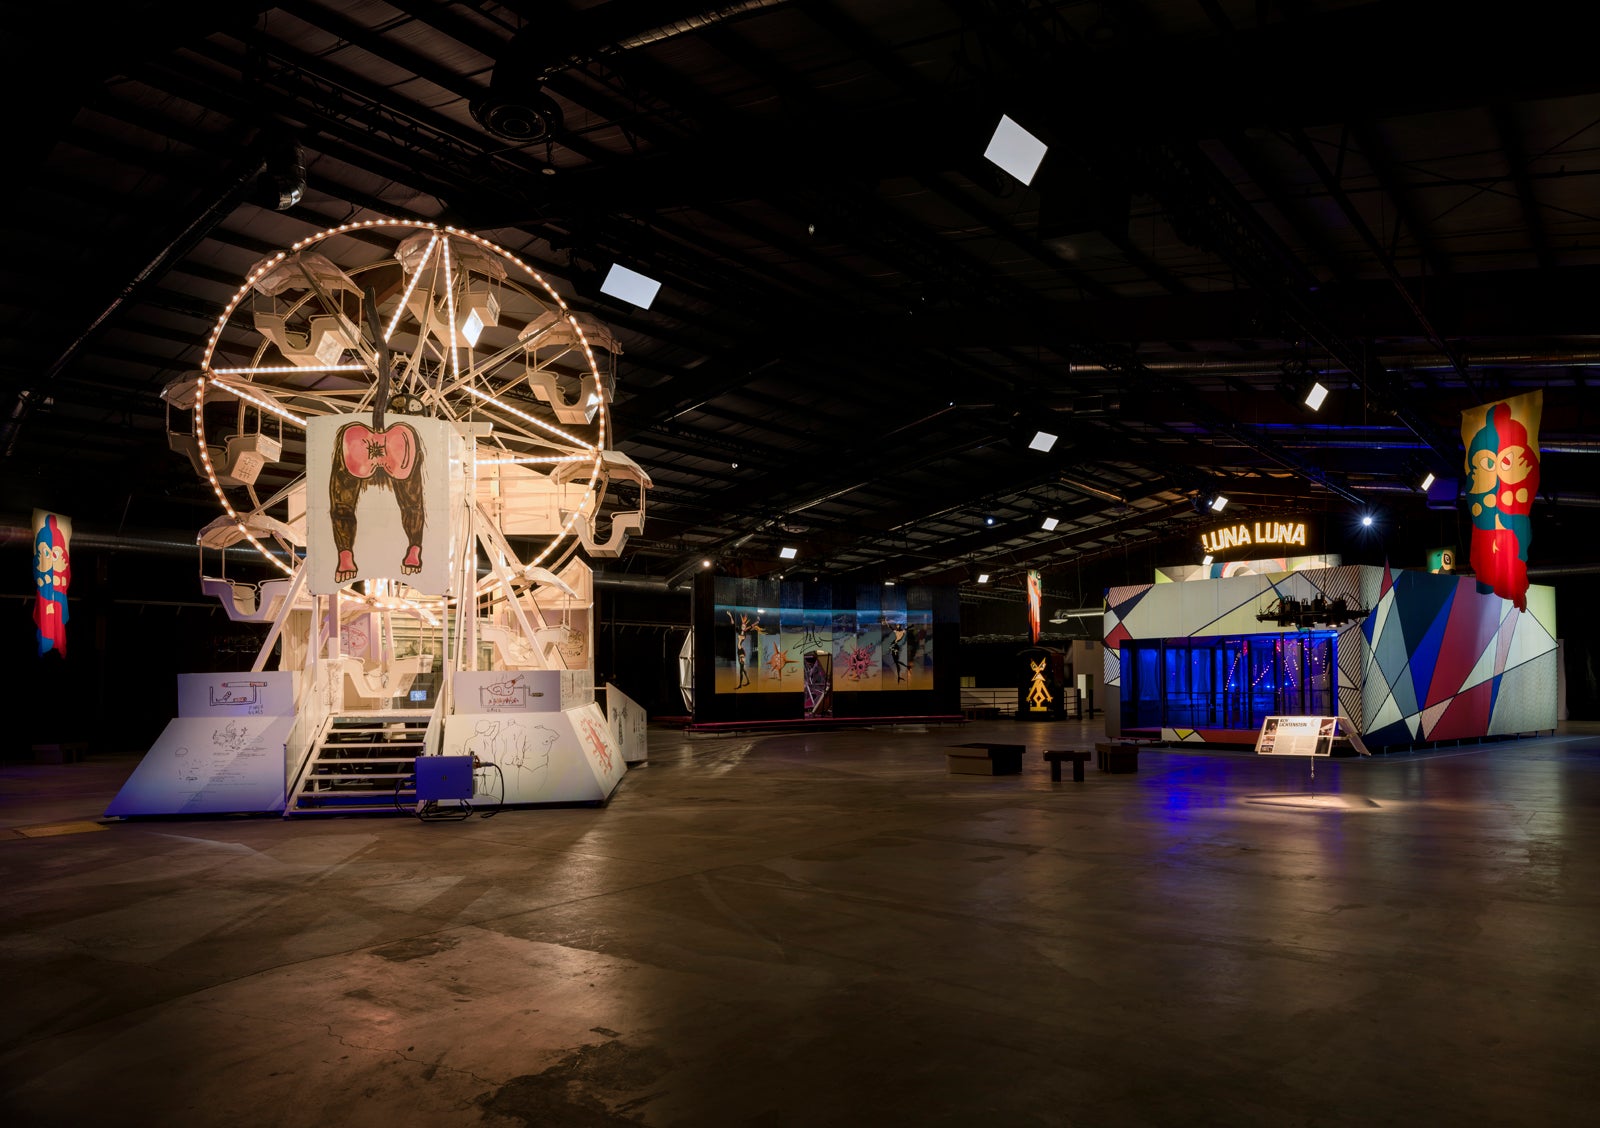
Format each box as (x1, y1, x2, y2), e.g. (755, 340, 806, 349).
(1462, 391, 1542, 612)
(32, 509, 71, 657)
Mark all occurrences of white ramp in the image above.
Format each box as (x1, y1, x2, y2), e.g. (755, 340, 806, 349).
(105, 715, 293, 816)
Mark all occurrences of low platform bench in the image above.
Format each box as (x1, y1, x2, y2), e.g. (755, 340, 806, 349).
(1094, 742, 1146, 773)
(1042, 750, 1093, 782)
(947, 742, 1025, 776)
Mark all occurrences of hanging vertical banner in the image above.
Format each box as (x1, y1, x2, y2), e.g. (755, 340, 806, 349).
(1462, 390, 1541, 612)
(1027, 570, 1042, 644)
(31, 509, 71, 657)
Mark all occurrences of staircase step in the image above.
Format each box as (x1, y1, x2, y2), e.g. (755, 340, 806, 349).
(285, 708, 440, 818)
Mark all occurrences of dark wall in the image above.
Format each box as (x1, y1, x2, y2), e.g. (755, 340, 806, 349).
(591, 584, 691, 718)
(1553, 575, 1598, 720)
(5, 540, 269, 756)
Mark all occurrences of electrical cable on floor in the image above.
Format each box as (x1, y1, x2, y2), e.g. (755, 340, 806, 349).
(416, 797, 473, 822)
(474, 760, 505, 819)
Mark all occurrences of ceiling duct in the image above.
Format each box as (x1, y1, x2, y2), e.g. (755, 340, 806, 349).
(473, 0, 791, 142)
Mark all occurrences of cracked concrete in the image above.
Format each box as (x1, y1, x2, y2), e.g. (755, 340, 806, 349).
(2, 720, 1599, 1126)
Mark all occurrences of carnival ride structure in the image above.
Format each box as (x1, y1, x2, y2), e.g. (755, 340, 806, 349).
(108, 220, 650, 817)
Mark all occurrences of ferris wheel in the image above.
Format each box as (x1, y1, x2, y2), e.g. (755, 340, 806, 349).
(164, 218, 650, 639)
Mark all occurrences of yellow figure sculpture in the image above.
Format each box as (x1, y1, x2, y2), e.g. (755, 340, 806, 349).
(1026, 658, 1052, 711)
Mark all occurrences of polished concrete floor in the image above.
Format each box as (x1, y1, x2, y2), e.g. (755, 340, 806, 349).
(3, 718, 1598, 1127)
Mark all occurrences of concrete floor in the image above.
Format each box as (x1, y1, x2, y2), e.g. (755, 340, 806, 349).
(2, 718, 1598, 1127)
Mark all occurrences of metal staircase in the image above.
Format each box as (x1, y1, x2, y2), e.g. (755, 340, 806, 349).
(285, 712, 433, 815)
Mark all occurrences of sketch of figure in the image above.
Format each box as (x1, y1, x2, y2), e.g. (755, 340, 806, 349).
(613, 702, 630, 757)
(212, 721, 252, 751)
(465, 719, 556, 797)
(175, 747, 199, 783)
(464, 719, 500, 763)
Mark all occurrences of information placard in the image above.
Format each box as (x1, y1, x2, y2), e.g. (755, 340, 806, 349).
(1256, 715, 1337, 757)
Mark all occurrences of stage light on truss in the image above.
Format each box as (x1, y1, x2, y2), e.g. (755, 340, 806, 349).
(977, 573, 991, 584)
(701, 559, 713, 569)
(1202, 554, 1213, 568)
(984, 515, 997, 526)
(1210, 494, 1229, 512)
(1420, 472, 1436, 492)
(1304, 381, 1329, 411)
(600, 262, 662, 309)
(1041, 516, 1059, 531)
(984, 114, 1048, 186)
(1028, 430, 1058, 453)
(779, 546, 798, 560)
(884, 579, 896, 586)
(1361, 514, 1374, 527)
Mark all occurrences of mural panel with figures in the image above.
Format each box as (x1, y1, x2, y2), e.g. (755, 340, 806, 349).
(706, 576, 948, 705)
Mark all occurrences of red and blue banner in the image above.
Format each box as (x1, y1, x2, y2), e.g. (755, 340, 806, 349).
(32, 509, 71, 657)
(1462, 391, 1541, 612)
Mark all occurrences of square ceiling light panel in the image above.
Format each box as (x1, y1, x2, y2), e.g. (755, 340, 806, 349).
(984, 115, 1048, 186)
(600, 263, 662, 309)
(1028, 430, 1058, 452)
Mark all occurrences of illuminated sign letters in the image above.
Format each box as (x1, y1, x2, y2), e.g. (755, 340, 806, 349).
(1200, 520, 1309, 558)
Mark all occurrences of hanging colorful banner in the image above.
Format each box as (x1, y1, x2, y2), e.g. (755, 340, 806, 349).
(1027, 570, 1041, 644)
(32, 509, 72, 657)
(1462, 390, 1541, 612)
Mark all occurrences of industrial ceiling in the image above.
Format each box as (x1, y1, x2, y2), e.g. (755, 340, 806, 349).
(4, 0, 1597, 606)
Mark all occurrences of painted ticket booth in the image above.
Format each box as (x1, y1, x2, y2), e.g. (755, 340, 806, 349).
(1103, 558, 1558, 749)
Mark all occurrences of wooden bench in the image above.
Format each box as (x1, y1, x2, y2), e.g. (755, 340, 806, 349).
(947, 742, 1025, 776)
(1042, 750, 1092, 782)
(1094, 742, 1145, 774)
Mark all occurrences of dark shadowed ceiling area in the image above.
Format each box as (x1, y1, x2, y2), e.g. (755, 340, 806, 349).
(3, 0, 1598, 607)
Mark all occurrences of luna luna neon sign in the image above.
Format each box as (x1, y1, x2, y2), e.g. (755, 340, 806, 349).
(1201, 520, 1308, 556)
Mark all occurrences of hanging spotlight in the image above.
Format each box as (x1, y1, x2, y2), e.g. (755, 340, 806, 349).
(1028, 430, 1058, 453)
(1041, 516, 1059, 531)
(779, 546, 798, 560)
(1420, 472, 1436, 492)
(1304, 382, 1330, 411)
(1361, 514, 1374, 527)
(1202, 554, 1213, 567)
(701, 559, 713, 569)
(1210, 495, 1229, 512)
(977, 573, 991, 584)
(260, 137, 306, 211)
(984, 515, 997, 526)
